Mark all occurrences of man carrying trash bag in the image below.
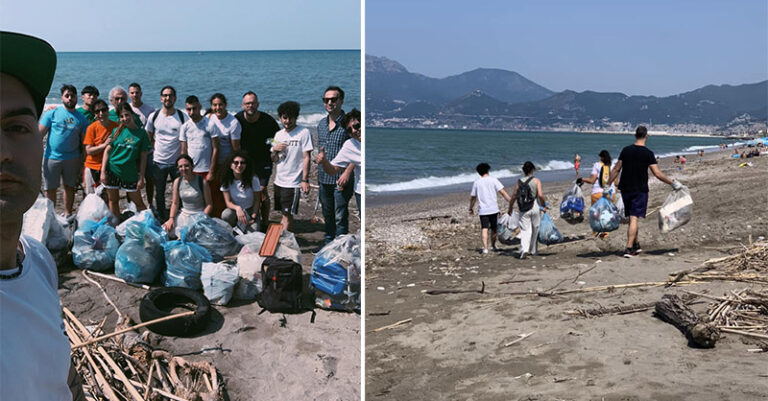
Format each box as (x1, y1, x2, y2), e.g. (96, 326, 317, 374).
(607, 125, 684, 258)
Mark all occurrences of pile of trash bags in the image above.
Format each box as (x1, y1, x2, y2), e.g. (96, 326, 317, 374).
(589, 195, 621, 233)
(659, 187, 693, 233)
(235, 230, 301, 301)
(115, 213, 168, 284)
(559, 182, 585, 224)
(497, 211, 521, 244)
(185, 213, 241, 262)
(538, 213, 564, 245)
(72, 217, 120, 271)
(163, 228, 212, 289)
(311, 234, 361, 312)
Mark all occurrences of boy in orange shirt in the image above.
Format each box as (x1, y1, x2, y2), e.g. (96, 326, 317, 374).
(83, 99, 117, 194)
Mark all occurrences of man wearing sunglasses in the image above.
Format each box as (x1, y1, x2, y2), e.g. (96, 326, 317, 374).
(317, 85, 354, 246)
(316, 109, 361, 210)
(82, 99, 117, 194)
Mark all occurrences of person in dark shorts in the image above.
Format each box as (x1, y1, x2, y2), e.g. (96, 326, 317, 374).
(469, 163, 511, 254)
(607, 125, 684, 258)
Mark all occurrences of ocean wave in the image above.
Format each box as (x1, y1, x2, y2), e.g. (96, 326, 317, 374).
(539, 160, 574, 171)
(367, 169, 520, 193)
(298, 113, 326, 126)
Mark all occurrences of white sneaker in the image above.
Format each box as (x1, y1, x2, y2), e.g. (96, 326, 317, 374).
(519, 251, 527, 260)
(482, 248, 489, 255)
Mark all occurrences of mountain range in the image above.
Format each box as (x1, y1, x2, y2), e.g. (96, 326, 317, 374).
(366, 55, 768, 133)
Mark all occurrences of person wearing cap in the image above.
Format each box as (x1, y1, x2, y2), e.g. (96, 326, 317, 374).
(1, 31, 84, 401)
(76, 85, 100, 123)
(39, 83, 89, 219)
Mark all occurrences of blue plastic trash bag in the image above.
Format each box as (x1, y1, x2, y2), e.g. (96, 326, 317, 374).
(559, 183, 585, 224)
(537, 213, 564, 245)
(73, 217, 120, 271)
(311, 234, 361, 312)
(589, 195, 621, 233)
(201, 262, 240, 305)
(115, 213, 167, 283)
(162, 228, 212, 289)
(185, 213, 241, 262)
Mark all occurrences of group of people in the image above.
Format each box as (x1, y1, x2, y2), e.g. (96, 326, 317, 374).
(38, 79, 361, 242)
(470, 126, 684, 259)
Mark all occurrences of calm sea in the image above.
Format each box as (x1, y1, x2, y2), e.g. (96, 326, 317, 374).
(46, 50, 361, 126)
(367, 128, 731, 196)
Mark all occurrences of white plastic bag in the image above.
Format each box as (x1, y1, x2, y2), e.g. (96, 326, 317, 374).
(76, 186, 113, 227)
(116, 209, 155, 238)
(22, 195, 55, 244)
(614, 193, 629, 224)
(47, 213, 73, 252)
(201, 262, 240, 305)
(659, 187, 693, 233)
(497, 211, 521, 244)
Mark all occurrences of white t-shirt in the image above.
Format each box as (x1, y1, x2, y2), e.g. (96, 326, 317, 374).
(590, 161, 617, 195)
(180, 116, 219, 173)
(209, 113, 242, 165)
(0, 235, 72, 401)
(146, 109, 186, 165)
(471, 176, 504, 215)
(330, 138, 361, 194)
(273, 126, 314, 188)
(131, 103, 155, 126)
(220, 176, 261, 210)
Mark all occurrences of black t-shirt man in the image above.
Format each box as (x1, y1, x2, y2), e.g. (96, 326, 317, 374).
(235, 110, 280, 179)
(617, 144, 657, 193)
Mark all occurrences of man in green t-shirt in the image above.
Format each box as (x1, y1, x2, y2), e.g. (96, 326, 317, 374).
(75, 85, 99, 122)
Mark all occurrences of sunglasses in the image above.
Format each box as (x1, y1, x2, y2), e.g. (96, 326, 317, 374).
(94, 108, 108, 113)
(232, 160, 246, 166)
(347, 123, 361, 131)
(322, 96, 339, 104)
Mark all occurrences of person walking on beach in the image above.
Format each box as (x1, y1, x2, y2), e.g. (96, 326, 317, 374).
(179, 96, 219, 181)
(576, 150, 617, 238)
(207, 93, 242, 218)
(316, 109, 362, 211)
(1, 30, 84, 401)
(146, 86, 186, 220)
(236, 91, 280, 231)
(508, 161, 548, 259)
(469, 163, 511, 254)
(76, 85, 100, 123)
(128, 82, 155, 125)
(39, 83, 89, 219)
(606, 125, 684, 258)
(82, 99, 118, 194)
(272, 101, 313, 232)
(317, 85, 354, 246)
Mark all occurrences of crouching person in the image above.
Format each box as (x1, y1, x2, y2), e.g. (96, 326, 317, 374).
(220, 150, 261, 233)
(162, 154, 213, 237)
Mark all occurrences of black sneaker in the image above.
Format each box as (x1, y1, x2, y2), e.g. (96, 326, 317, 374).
(623, 248, 638, 258)
(632, 242, 643, 254)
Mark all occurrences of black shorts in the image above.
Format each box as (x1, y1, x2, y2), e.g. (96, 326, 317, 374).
(274, 184, 300, 215)
(88, 168, 101, 186)
(622, 191, 649, 218)
(480, 213, 498, 230)
(103, 168, 138, 192)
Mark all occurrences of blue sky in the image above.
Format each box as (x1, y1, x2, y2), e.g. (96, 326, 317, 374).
(1, 0, 361, 51)
(367, 0, 768, 96)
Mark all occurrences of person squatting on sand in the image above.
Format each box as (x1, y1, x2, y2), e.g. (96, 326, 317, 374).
(162, 154, 213, 237)
(100, 103, 150, 217)
(236, 91, 280, 232)
(508, 161, 548, 259)
(576, 149, 618, 238)
(39, 83, 89, 219)
(272, 101, 313, 232)
(317, 86, 355, 245)
(317, 108, 362, 211)
(469, 163, 511, 254)
(0, 30, 85, 400)
(607, 125, 684, 258)
(220, 150, 261, 233)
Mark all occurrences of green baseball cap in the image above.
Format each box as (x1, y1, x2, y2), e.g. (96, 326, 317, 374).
(1, 31, 57, 117)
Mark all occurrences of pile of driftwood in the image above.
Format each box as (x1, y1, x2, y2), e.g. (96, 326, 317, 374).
(64, 307, 224, 401)
(669, 241, 768, 285)
(698, 288, 768, 344)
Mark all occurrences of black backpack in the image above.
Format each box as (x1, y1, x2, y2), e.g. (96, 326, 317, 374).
(516, 177, 536, 213)
(150, 109, 185, 127)
(258, 257, 314, 320)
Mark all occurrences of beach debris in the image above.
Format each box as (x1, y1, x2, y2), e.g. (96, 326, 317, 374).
(372, 318, 413, 333)
(691, 288, 768, 343)
(654, 294, 720, 348)
(503, 331, 535, 347)
(659, 186, 693, 233)
(377, 286, 385, 291)
(667, 241, 768, 285)
(566, 294, 698, 318)
(368, 310, 391, 316)
(425, 281, 485, 296)
(504, 280, 699, 297)
(513, 372, 533, 381)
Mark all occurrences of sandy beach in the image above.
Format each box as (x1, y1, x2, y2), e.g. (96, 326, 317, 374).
(365, 149, 768, 400)
(50, 174, 361, 400)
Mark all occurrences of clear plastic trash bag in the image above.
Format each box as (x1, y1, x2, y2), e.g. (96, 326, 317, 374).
(22, 195, 54, 244)
(76, 186, 114, 227)
(201, 261, 240, 305)
(614, 193, 630, 224)
(114, 213, 167, 284)
(311, 234, 361, 312)
(589, 195, 621, 233)
(538, 213, 564, 245)
(185, 213, 241, 262)
(116, 209, 155, 238)
(497, 211, 521, 244)
(559, 182, 585, 224)
(659, 187, 693, 233)
(73, 217, 120, 271)
(162, 228, 213, 289)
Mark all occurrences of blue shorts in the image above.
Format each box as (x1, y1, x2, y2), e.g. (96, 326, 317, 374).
(622, 191, 648, 218)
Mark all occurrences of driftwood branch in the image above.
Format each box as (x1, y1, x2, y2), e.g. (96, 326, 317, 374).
(372, 318, 413, 333)
(425, 281, 485, 295)
(654, 294, 720, 348)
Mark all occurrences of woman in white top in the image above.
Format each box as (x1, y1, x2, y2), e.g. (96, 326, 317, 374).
(577, 150, 618, 205)
(162, 154, 213, 237)
(219, 150, 261, 232)
(316, 109, 362, 208)
(207, 93, 242, 218)
(507, 161, 547, 259)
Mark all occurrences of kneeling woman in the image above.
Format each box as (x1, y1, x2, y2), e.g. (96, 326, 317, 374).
(162, 154, 213, 237)
(220, 150, 260, 232)
(100, 104, 149, 218)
